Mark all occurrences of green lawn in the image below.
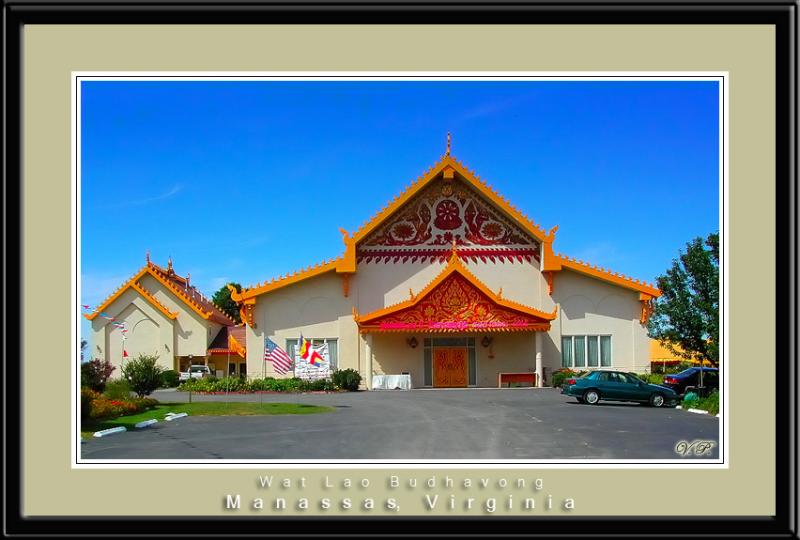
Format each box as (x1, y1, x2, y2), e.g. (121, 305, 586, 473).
(81, 402, 334, 439)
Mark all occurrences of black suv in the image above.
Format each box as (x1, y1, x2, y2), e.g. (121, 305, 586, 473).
(661, 367, 719, 396)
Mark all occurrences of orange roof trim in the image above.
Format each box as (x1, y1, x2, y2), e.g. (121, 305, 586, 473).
(232, 258, 341, 302)
(554, 253, 661, 297)
(229, 149, 660, 303)
(355, 247, 558, 326)
(84, 261, 236, 325)
(131, 281, 179, 320)
(347, 154, 551, 246)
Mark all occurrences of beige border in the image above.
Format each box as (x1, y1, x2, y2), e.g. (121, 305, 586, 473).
(24, 25, 774, 517)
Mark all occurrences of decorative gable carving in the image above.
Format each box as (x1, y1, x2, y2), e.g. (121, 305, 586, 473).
(358, 179, 540, 264)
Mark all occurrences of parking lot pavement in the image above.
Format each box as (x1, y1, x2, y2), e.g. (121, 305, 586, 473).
(81, 388, 720, 461)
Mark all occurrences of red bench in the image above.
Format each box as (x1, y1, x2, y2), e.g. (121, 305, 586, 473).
(498, 372, 537, 388)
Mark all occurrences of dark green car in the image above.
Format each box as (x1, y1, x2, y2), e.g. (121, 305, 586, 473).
(560, 370, 679, 407)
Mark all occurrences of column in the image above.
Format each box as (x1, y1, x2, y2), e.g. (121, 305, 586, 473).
(364, 333, 374, 390)
(535, 333, 543, 388)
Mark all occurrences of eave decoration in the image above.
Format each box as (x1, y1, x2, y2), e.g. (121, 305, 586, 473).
(354, 246, 557, 334)
(85, 257, 234, 326)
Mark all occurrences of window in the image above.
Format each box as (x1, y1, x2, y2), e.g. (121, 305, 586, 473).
(561, 335, 612, 368)
(285, 338, 339, 371)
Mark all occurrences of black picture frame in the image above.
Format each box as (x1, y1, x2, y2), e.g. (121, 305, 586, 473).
(4, 1, 796, 537)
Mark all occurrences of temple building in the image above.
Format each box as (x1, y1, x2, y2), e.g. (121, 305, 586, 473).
(84, 257, 247, 376)
(229, 143, 661, 388)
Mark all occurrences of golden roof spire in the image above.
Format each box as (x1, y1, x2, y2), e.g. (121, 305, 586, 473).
(446, 132, 451, 156)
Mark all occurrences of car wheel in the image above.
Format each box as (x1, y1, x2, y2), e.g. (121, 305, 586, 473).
(650, 393, 665, 407)
(583, 390, 600, 405)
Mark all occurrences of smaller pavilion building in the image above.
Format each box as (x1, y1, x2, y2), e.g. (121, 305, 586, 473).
(84, 256, 246, 376)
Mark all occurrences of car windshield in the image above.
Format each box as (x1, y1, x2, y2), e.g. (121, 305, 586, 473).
(676, 368, 699, 376)
(190, 366, 206, 372)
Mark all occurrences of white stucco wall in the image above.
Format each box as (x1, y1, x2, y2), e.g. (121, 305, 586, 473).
(242, 252, 651, 384)
(549, 269, 651, 374)
(246, 272, 359, 379)
(90, 288, 174, 373)
(139, 274, 218, 358)
(352, 256, 551, 316)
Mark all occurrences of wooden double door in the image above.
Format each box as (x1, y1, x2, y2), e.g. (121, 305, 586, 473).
(433, 347, 468, 388)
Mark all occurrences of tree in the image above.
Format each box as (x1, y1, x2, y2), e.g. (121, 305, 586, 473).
(212, 282, 242, 324)
(648, 232, 719, 366)
(81, 358, 116, 392)
(121, 353, 165, 397)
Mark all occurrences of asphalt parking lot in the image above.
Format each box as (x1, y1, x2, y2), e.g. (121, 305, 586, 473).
(81, 388, 720, 461)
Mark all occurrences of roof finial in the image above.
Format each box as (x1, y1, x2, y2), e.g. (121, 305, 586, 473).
(450, 238, 459, 259)
(446, 132, 451, 156)
(167, 256, 173, 273)
(145, 250, 150, 263)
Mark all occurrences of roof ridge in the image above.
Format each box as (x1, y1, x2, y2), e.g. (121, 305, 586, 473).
(146, 262, 234, 323)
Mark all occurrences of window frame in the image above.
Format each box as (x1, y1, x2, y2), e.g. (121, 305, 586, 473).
(561, 334, 613, 369)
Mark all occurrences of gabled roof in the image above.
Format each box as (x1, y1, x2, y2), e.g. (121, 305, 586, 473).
(207, 325, 247, 357)
(354, 246, 557, 332)
(231, 146, 660, 303)
(84, 258, 236, 326)
(349, 153, 550, 246)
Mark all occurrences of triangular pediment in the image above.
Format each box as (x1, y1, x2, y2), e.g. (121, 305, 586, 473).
(353, 156, 547, 264)
(355, 252, 556, 333)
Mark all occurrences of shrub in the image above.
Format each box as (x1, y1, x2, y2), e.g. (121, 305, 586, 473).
(332, 369, 361, 391)
(80, 358, 116, 392)
(636, 373, 664, 385)
(551, 368, 580, 389)
(121, 354, 165, 397)
(103, 378, 132, 400)
(81, 387, 101, 418)
(161, 370, 180, 388)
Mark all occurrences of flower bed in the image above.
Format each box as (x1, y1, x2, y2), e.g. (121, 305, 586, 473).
(81, 387, 159, 420)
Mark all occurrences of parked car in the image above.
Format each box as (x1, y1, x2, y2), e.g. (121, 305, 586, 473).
(179, 365, 212, 382)
(661, 367, 719, 396)
(561, 369, 679, 407)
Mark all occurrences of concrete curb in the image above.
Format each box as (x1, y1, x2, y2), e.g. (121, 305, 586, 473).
(687, 408, 709, 415)
(165, 412, 188, 421)
(93, 426, 127, 438)
(135, 419, 158, 429)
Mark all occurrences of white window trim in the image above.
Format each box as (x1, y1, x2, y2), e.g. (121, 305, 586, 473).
(561, 335, 613, 369)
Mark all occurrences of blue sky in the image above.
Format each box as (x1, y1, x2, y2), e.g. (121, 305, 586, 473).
(80, 79, 720, 342)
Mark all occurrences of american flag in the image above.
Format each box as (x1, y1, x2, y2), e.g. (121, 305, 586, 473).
(264, 338, 293, 375)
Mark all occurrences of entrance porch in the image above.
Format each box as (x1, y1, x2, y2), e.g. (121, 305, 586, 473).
(362, 332, 546, 390)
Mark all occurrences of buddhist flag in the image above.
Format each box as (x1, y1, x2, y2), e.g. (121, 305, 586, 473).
(123, 349, 128, 358)
(299, 334, 325, 366)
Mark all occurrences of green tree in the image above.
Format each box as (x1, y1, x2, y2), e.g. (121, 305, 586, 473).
(648, 232, 719, 366)
(212, 282, 242, 324)
(121, 353, 165, 397)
